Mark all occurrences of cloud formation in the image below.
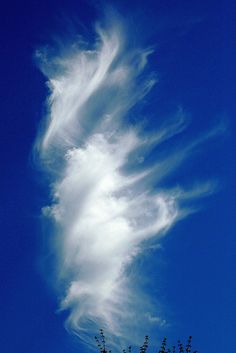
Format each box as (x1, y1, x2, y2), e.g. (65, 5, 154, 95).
(35, 15, 216, 347)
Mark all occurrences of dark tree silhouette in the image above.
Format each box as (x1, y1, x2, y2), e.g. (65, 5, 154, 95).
(95, 330, 197, 353)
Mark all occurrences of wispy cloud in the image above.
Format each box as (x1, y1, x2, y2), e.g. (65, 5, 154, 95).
(35, 13, 217, 347)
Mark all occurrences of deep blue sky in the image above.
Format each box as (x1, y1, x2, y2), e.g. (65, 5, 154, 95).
(0, 0, 235, 352)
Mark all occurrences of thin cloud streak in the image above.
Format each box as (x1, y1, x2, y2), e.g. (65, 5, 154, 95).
(35, 15, 216, 346)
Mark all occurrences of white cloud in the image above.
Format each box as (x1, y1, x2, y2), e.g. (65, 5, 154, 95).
(35, 15, 217, 348)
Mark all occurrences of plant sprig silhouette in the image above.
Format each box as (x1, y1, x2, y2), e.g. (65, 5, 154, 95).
(94, 330, 197, 353)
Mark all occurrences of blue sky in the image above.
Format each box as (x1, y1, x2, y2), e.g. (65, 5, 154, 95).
(0, 1, 235, 353)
